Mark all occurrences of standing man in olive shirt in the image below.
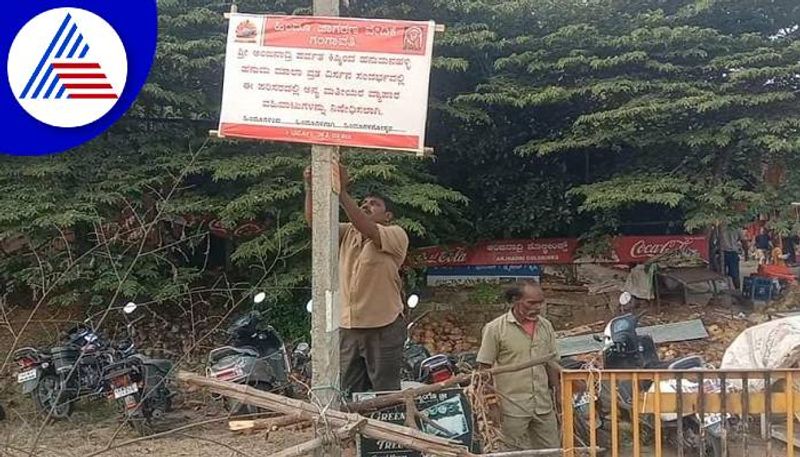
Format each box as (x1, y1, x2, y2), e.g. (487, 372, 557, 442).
(304, 164, 409, 395)
(477, 280, 560, 450)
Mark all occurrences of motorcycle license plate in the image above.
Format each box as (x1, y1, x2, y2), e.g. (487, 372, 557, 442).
(17, 369, 37, 383)
(114, 383, 139, 399)
(574, 392, 591, 407)
(704, 413, 723, 427)
(124, 395, 137, 409)
(214, 367, 244, 381)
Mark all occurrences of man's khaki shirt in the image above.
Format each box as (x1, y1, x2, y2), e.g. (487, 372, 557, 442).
(339, 222, 409, 329)
(476, 312, 558, 417)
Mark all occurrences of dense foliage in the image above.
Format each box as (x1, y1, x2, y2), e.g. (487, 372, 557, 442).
(0, 0, 798, 335)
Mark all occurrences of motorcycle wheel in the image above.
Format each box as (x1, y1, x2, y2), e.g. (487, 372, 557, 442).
(666, 419, 721, 457)
(573, 411, 611, 455)
(34, 373, 73, 420)
(163, 391, 174, 412)
(708, 434, 722, 457)
(224, 381, 273, 416)
(129, 416, 154, 437)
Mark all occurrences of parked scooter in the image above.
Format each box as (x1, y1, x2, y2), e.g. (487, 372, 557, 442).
(13, 318, 114, 419)
(206, 292, 294, 414)
(102, 301, 176, 436)
(402, 294, 458, 385)
(560, 357, 612, 450)
(295, 293, 466, 389)
(590, 293, 722, 456)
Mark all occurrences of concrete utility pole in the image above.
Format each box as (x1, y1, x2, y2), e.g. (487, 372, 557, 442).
(310, 4, 341, 457)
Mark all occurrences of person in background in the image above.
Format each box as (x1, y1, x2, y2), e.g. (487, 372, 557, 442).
(476, 280, 560, 451)
(719, 223, 744, 289)
(754, 227, 772, 265)
(739, 227, 750, 262)
(783, 233, 799, 265)
(304, 164, 409, 395)
(772, 243, 787, 267)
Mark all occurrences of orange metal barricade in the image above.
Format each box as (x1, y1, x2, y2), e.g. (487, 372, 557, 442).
(560, 368, 800, 457)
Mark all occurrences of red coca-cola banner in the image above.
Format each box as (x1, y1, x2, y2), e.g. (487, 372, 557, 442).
(413, 238, 578, 267)
(612, 235, 709, 264)
(414, 235, 708, 267)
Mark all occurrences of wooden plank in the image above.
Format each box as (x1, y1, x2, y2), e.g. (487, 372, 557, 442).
(348, 352, 556, 413)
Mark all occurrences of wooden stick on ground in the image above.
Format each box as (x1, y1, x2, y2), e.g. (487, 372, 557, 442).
(84, 414, 271, 457)
(403, 391, 418, 429)
(179, 368, 602, 457)
(178, 371, 472, 457)
(347, 352, 557, 414)
(270, 419, 367, 457)
(229, 412, 308, 432)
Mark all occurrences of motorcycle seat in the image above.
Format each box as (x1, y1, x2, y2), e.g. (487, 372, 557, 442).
(209, 346, 259, 362)
(667, 355, 704, 370)
(644, 360, 671, 369)
(134, 354, 172, 373)
(13, 347, 47, 360)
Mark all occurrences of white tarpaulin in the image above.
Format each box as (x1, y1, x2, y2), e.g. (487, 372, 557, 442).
(720, 316, 800, 391)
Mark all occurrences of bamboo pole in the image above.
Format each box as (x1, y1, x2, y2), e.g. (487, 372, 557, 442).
(179, 367, 602, 457)
(229, 412, 308, 432)
(346, 352, 557, 413)
(270, 438, 324, 457)
(178, 371, 471, 457)
(270, 420, 366, 457)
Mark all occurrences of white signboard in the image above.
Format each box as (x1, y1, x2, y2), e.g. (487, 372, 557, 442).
(218, 14, 436, 151)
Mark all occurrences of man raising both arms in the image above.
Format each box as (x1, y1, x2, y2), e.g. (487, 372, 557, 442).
(304, 164, 409, 395)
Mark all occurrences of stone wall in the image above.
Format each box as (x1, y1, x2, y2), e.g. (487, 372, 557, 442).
(416, 282, 617, 340)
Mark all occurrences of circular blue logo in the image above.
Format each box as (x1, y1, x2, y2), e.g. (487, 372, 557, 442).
(1, 1, 157, 156)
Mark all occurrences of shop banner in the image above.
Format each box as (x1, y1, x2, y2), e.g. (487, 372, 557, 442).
(414, 238, 577, 267)
(612, 235, 709, 263)
(414, 235, 708, 267)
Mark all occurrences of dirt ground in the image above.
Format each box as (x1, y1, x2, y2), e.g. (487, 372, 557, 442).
(2, 262, 799, 456)
(0, 402, 314, 457)
(0, 305, 315, 457)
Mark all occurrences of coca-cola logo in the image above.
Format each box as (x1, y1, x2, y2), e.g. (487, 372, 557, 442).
(422, 247, 468, 265)
(630, 238, 696, 258)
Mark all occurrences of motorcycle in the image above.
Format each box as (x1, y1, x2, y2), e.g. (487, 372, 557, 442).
(13, 318, 114, 419)
(402, 293, 459, 386)
(102, 301, 176, 436)
(582, 292, 722, 456)
(295, 293, 467, 389)
(206, 292, 294, 414)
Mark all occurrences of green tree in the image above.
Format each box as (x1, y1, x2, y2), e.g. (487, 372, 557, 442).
(457, 0, 800, 235)
(0, 0, 467, 339)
